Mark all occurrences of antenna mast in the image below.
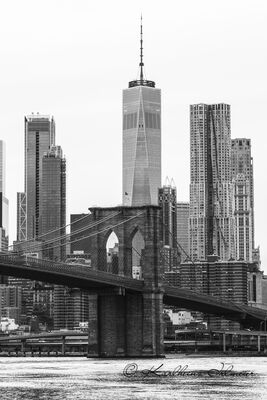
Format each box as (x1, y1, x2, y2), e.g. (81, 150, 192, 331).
(140, 15, 144, 82)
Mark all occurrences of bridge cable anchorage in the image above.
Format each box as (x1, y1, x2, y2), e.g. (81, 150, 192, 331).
(8, 211, 93, 249)
(13, 211, 122, 255)
(11, 211, 146, 257)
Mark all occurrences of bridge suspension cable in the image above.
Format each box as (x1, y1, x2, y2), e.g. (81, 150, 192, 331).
(8, 212, 93, 249)
(13, 211, 146, 257)
(13, 211, 122, 254)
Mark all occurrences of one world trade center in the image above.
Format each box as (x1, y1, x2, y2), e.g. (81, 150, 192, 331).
(122, 19, 161, 206)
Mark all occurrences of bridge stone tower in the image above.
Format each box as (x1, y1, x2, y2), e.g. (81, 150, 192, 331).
(86, 205, 164, 357)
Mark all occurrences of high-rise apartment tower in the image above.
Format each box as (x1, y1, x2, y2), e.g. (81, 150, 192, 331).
(158, 180, 179, 271)
(24, 114, 55, 239)
(122, 19, 161, 206)
(41, 145, 66, 261)
(231, 138, 254, 261)
(189, 103, 235, 261)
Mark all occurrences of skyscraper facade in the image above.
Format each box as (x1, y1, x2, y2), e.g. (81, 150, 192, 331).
(176, 202, 189, 262)
(41, 145, 66, 261)
(189, 103, 235, 261)
(158, 180, 179, 271)
(25, 114, 55, 239)
(0, 140, 9, 252)
(158, 180, 177, 247)
(122, 21, 161, 206)
(231, 138, 254, 261)
(16, 192, 26, 242)
(40, 145, 66, 330)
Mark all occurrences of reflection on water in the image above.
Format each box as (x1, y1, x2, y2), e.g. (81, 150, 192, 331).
(0, 356, 266, 399)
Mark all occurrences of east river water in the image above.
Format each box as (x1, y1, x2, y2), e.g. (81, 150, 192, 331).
(0, 355, 266, 399)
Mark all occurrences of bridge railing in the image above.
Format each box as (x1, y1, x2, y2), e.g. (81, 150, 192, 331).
(0, 253, 144, 288)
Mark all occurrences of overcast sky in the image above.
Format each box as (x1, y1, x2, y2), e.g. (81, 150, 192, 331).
(0, 0, 266, 271)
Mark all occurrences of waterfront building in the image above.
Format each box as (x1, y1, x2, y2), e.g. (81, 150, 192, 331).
(189, 103, 235, 261)
(0, 317, 19, 332)
(7, 276, 34, 325)
(231, 138, 254, 261)
(122, 19, 161, 206)
(180, 257, 248, 329)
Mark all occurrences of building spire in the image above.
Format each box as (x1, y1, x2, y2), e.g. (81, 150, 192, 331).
(128, 15, 155, 88)
(140, 15, 144, 81)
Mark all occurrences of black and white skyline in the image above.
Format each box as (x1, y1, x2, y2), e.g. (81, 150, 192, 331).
(0, 0, 266, 270)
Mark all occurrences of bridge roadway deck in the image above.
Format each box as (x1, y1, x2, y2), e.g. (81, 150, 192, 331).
(0, 254, 267, 324)
(0, 254, 144, 292)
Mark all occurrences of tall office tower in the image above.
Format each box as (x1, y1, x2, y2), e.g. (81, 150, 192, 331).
(122, 19, 161, 206)
(0, 141, 9, 253)
(16, 192, 26, 241)
(41, 145, 66, 261)
(189, 103, 235, 261)
(158, 179, 179, 271)
(177, 202, 189, 262)
(231, 139, 254, 261)
(25, 114, 55, 239)
(40, 145, 66, 330)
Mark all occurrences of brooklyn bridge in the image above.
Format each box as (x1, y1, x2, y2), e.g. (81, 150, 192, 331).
(0, 206, 266, 357)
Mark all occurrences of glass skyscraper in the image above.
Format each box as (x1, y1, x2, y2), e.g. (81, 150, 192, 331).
(41, 145, 66, 261)
(24, 114, 55, 239)
(122, 22, 161, 206)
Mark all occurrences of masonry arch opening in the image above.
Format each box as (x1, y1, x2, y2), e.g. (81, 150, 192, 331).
(131, 229, 145, 280)
(106, 231, 119, 274)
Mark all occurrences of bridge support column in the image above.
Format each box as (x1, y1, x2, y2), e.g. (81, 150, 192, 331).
(88, 294, 99, 357)
(142, 291, 164, 357)
(99, 294, 126, 357)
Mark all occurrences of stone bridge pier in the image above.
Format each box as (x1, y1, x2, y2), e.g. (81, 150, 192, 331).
(86, 205, 165, 357)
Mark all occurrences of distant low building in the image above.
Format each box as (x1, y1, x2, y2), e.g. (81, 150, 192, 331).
(0, 317, 19, 332)
(166, 309, 193, 326)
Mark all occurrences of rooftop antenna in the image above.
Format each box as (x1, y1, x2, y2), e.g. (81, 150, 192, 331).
(140, 14, 144, 82)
